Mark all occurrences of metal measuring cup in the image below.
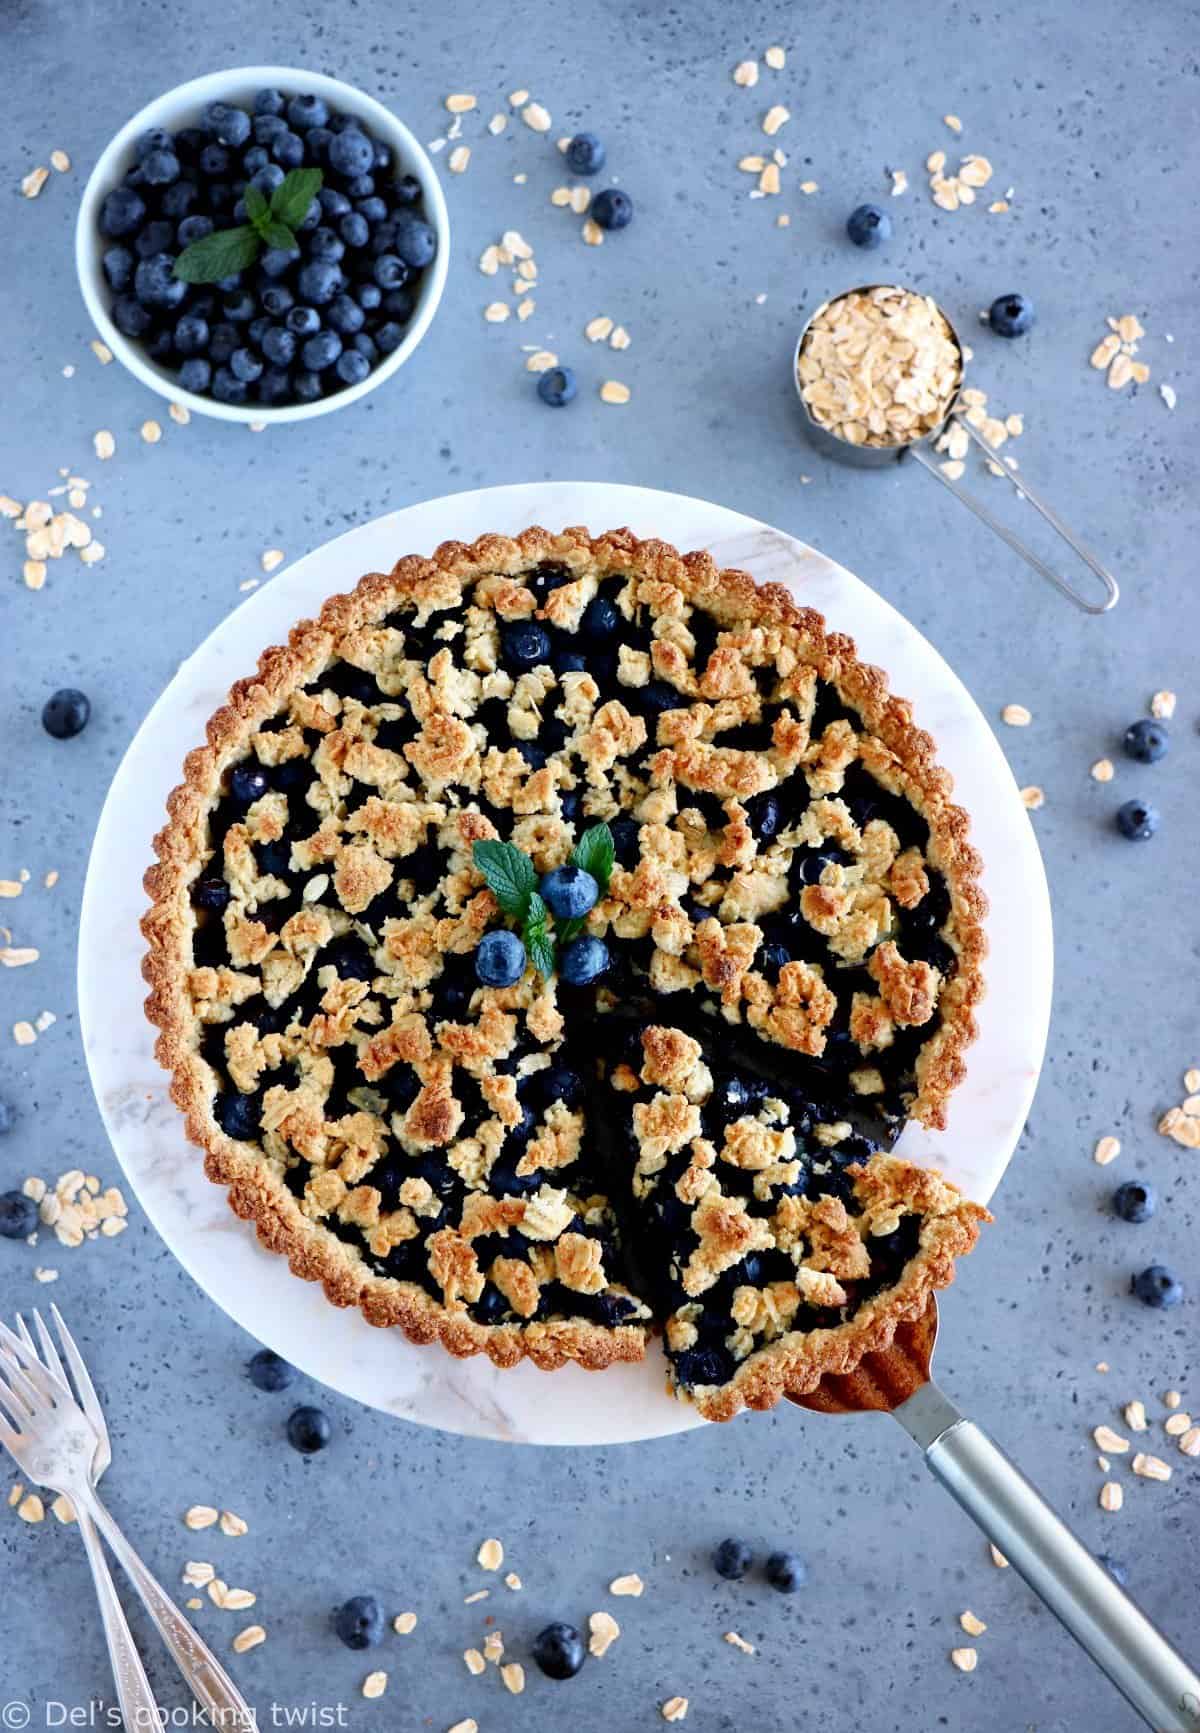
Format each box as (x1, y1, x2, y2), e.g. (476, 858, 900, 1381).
(793, 285, 1119, 614)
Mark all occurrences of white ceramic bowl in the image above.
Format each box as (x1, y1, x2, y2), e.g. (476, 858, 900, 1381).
(75, 66, 450, 425)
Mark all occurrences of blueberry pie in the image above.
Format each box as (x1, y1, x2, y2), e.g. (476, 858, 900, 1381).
(143, 528, 987, 1411)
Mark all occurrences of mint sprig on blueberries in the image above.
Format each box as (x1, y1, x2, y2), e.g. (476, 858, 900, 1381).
(472, 823, 615, 981)
(173, 167, 322, 284)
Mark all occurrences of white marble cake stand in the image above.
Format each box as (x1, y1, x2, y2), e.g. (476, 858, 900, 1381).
(78, 482, 1052, 1446)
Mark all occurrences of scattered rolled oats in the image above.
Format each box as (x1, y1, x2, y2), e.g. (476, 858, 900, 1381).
(463, 1649, 485, 1676)
(13, 1022, 36, 1046)
(516, 299, 534, 321)
(1093, 1136, 1121, 1167)
(522, 102, 552, 133)
(950, 1647, 977, 1673)
(943, 114, 963, 132)
(724, 1631, 755, 1654)
(463, 1589, 488, 1605)
(476, 1537, 504, 1571)
(501, 1662, 525, 1694)
(51, 1495, 76, 1524)
(1178, 1427, 1200, 1457)
(444, 94, 476, 113)
(1093, 1424, 1129, 1453)
(50, 150, 71, 173)
(588, 1610, 620, 1657)
(509, 89, 529, 107)
(90, 339, 113, 365)
(610, 1573, 644, 1597)
(989, 1545, 1008, 1570)
(484, 302, 510, 323)
(733, 60, 759, 87)
(890, 168, 909, 196)
(662, 1699, 689, 1722)
(610, 325, 631, 350)
(959, 1611, 987, 1636)
(1165, 1389, 1183, 1410)
(260, 548, 284, 573)
(1020, 786, 1044, 810)
(169, 401, 190, 425)
(582, 217, 605, 245)
(1100, 1481, 1123, 1512)
(223, 1589, 257, 1612)
(504, 1572, 522, 1590)
(447, 1721, 478, 1733)
(141, 420, 163, 445)
(34, 1267, 58, 1283)
(765, 45, 786, 68)
(1124, 1400, 1148, 1433)
(362, 1671, 387, 1699)
(525, 351, 557, 373)
(600, 380, 631, 405)
(1001, 703, 1031, 727)
(1131, 1452, 1171, 1482)
(488, 114, 507, 136)
(761, 105, 790, 135)
(448, 146, 471, 174)
(21, 166, 50, 199)
(183, 1561, 216, 1587)
(18, 1493, 45, 1523)
(1149, 690, 1176, 719)
(393, 1612, 417, 1634)
(1159, 382, 1177, 410)
(1090, 758, 1114, 783)
(219, 1510, 248, 1537)
(232, 1625, 266, 1654)
(185, 1505, 219, 1531)
(208, 1580, 229, 1607)
(1164, 1411, 1192, 1437)
(93, 431, 115, 461)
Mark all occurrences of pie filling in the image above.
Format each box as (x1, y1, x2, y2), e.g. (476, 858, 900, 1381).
(154, 535, 985, 1415)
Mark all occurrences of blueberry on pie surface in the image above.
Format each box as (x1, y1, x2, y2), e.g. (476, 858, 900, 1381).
(143, 527, 987, 1408)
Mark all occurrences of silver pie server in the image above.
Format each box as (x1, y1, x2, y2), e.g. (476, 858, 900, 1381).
(793, 284, 1120, 614)
(788, 1295, 1200, 1730)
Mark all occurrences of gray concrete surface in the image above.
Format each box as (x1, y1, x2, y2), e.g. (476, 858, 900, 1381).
(1, 1, 1198, 1727)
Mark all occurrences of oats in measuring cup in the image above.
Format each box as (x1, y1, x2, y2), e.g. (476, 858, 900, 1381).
(797, 285, 961, 447)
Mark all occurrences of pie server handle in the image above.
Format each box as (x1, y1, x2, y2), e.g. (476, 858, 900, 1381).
(898, 1383, 1200, 1730)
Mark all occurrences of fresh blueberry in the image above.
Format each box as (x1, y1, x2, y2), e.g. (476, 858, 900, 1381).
(372, 253, 409, 290)
(192, 874, 230, 911)
(199, 143, 232, 178)
(638, 680, 682, 718)
(229, 763, 269, 805)
(610, 816, 640, 866)
(846, 203, 891, 248)
(308, 226, 346, 264)
(394, 173, 422, 205)
(302, 330, 343, 372)
(765, 1550, 807, 1593)
(332, 1591, 384, 1648)
(100, 185, 146, 237)
(208, 323, 239, 363)
(1096, 1554, 1129, 1587)
(260, 325, 296, 368)
(1115, 799, 1159, 841)
(566, 132, 607, 175)
(175, 127, 209, 162)
(393, 217, 437, 268)
(134, 219, 177, 260)
(141, 148, 180, 186)
(327, 293, 365, 336)
(145, 328, 175, 365)
(759, 941, 790, 982)
(591, 188, 633, 230)
(177, 214, 214, 248)
(1112, 1180, 1156, 1224)
(222, 289, 256, 323)
(173, 314, 209, 356)
(253, 117, 288, 152)
(556, 651, 587, 675)
(287, 94, 330, 131)
(287, 1404, 332, 1454)
(501, 621, 552, 673)
(161, 180, 199, 219)
(178, 357, 212, 393)
(42, 688, 91, 738)
(559, 935, 609, 986)
(531, 1622, 586, 1680)
(112, 295, 153, 338)
(286, 304, 321, 337)
(1123, 719, 1168, 764)
(540, 865, 599, 921)
(355, 195, 387, 224)
(259, 243, 299, 278)
(214, 1090, 260, 1139)
(345, 173, 376, 201)
(1131, 1265, 1183, 1309)
(375, 321, 406, 355)
(242, 147, 270, 177)
(102, 245, 134, 292)
(371, 140, 392, 172)
(291, 370, 323, 403)
(298, 260, 342, 306)
(254, 88, 286, 117)
(354, 280, 382, 311)
(476, 929, 526, 988)
(203, 102, 251, 148)
(334, 350, 371, 387)
(581, 595, 621, 642)
(247, 1347, 297, 1392)
(0, 1192, 38, 1241)
(229, 347, 264, 384)
(989, 293, 1036, 338)
(251, 163, 287, 197)
(352, 332, 379, 365)
(712, 1537, 753, 1580)
(328, 128, 374, 178)
(0, 1100, 14, 1136)
(339, 211, 370, 249)
(271, 129, 306, 168)
(319, 186, 352, 219)
(260, 283, 294, 317)
(381, 286, 414, 319)
(135, 126, 173, 161)
(537, 365, 577, 407)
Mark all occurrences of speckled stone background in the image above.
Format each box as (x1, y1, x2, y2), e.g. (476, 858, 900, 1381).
(1, 1, 1197, 1728)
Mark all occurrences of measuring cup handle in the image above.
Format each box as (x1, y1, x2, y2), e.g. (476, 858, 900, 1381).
(909, 422, 1119, 614)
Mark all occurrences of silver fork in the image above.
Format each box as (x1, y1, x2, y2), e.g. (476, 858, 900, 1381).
(8, 1315, 160, 1730)
(0, 1310, 255, 1731)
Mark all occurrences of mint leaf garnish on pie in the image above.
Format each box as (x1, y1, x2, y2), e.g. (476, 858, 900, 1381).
(472, 839, 538, 919)
(174, 167, 323, 284)
(523, 893, 556, 978)
(568, 822, 614, 893)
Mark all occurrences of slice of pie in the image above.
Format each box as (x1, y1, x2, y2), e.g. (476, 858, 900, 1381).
(143, 527, 987, 1413)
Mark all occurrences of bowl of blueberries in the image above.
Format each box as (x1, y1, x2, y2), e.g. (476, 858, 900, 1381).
(76, 66, 450, 423)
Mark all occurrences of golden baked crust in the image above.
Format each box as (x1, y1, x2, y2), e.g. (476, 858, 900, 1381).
(142, 525, 987, 1385)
